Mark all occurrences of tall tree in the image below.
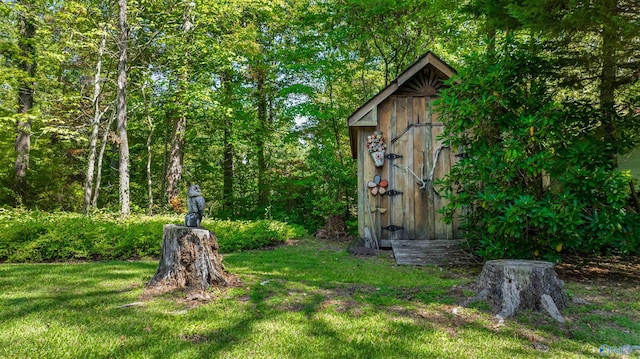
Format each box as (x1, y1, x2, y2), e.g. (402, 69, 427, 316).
(165, 2, 195, 209)
(142, 76, 155, 215)
(221, 71, 234, 212)
(83, 28, 107, 214)
(92, 112, 115, 208)
(13, 0, 36, 203)
(253, 58, 271, 208)
(117, 0, 130, 215)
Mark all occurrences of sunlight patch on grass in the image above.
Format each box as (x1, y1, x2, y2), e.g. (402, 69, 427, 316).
(0, 239, 638, 358)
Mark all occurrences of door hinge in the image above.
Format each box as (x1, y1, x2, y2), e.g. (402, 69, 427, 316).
(385, 189, 403, 196)
(382, 225, 404, 232)
(385, 153, 403, 160)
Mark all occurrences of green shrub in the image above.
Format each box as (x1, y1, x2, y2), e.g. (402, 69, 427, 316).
(0, 210, 307, 263)
(436, 41, 640, 260)
(211, 220, 307, 252)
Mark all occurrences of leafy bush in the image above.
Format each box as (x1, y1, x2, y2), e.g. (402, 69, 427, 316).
(0, 210, 307, 263)
(212, 220, 307, 252)
(436, 41, 640, 260)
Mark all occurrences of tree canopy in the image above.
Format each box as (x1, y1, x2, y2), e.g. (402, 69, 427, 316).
(0, 0, 638, 256)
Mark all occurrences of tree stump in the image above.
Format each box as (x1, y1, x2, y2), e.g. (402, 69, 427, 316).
(146, 225, 228, 297)
(465, 260, 568, 322)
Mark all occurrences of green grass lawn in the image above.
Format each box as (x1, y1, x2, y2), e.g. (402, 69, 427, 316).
(0, 239, 638, 358)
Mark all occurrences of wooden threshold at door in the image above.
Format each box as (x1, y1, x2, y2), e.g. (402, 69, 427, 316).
(390, 240, 474, 265)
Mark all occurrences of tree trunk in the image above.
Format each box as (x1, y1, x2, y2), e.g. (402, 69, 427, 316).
(599, 0, 618, 168)
(465, 260, 568, 322)
(14, 0, 36, 204)
(166, 112, 185, 209)
(84, 29, 107, 214)
(146, 225, 229, 297)
(92, 111, 115, 208)
(166, 3, 194, 209)
(160, 86, 172, 206)
(117, 0, 130, 215)
(142, 78, 155, 215)
(255, 68, 269, 208)
(327, 82, 344, 166)
(222, 72, 234, 212)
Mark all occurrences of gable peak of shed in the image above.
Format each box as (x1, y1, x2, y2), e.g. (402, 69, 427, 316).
(348, 52, 456, 127)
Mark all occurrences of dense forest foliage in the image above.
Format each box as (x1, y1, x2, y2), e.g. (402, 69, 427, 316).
(1, 0, 639, 257)
(0, 0, 467, 227)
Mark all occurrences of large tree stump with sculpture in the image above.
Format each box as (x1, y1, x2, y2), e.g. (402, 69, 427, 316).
(464, 260, 568, 322)
(146, 224, 229, 299)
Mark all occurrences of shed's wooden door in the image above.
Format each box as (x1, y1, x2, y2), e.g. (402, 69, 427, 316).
(377, 96, 456, 241)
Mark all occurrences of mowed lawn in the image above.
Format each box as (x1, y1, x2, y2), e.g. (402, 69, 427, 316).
(0, 239, 638, 358)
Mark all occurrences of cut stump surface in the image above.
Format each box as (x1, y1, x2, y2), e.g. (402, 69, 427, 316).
(466, 260, 568, 322)
(146, 224, 229, 296)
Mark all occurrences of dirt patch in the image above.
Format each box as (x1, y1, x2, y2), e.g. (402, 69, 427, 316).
(314, 216, 352, 242)
(385, 304, 483, 338)
(317, 243, 347, 252)
(258, 238, 300, 251)
(179, 333, 209, 344)
(437, 254, 640, 284)
(556, 255, 640, 282)
(318, 298, 359, 313)
(139, 274, 245, 309)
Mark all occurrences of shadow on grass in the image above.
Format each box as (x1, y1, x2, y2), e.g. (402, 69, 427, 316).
(178, 281, 601, 358)
(0, 261, 156, 321)
(0, 243, 637, 358)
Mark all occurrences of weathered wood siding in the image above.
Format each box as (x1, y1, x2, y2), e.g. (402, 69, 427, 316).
(356, 94, 458, 243)
(357, 125, 378, 241)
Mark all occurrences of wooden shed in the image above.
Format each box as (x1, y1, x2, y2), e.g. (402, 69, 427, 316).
(348, 52, 463, 264)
